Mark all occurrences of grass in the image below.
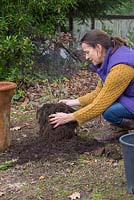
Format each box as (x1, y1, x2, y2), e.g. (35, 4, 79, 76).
(16, 155, 134, 200)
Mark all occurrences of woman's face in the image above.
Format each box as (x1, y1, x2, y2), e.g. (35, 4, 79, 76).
(81, 42, 106, 65)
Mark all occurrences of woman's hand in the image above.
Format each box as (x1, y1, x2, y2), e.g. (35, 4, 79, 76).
(59, 99, 80, 107)
(49, 112, 75, 128)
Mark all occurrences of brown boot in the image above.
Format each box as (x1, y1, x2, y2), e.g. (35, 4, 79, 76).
(120, 118, 134, 130)
(95, 124, 128, 143)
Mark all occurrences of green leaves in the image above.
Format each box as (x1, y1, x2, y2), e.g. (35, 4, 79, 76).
(0, 160, 13, 171)
(0, 35, 35, 81)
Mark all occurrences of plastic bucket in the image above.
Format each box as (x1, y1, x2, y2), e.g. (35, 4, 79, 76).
(119, 133, 134, 194)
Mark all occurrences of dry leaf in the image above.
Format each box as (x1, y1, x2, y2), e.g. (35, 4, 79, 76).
(39, 175, 45, 180)
(20, 98, 29, 107)
(68, 192, 80, 200)
(10, 126, 22, 131)
(0, 192, 4, 197)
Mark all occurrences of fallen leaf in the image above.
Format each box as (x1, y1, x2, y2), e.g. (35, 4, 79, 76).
(39, 175, 45, 180)
(68, 192, 80, 199)
(0, 192, 4, 197)
(20, 100, 29, 107)
(10, 126, 22, 131)
(92, 147, 105, 156)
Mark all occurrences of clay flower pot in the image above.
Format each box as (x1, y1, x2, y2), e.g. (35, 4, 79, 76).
(0, 81, 17, 151)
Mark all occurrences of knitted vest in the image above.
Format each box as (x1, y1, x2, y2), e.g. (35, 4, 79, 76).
(90, 46, 134, 112)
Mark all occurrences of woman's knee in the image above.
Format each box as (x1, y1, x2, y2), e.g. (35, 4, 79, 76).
(102, 104, 123, 125)
(102, 107, 114, 122)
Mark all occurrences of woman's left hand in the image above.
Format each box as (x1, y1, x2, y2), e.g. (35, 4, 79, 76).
(49, 112, 75, 128)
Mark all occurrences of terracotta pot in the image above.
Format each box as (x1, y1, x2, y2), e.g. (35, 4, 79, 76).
(0, 81, 17, 151)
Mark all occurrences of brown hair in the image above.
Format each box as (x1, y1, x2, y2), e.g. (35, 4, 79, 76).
(80, 29, 127, 53)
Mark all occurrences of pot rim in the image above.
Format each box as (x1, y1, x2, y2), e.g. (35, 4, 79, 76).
(0, 81, 17, 91)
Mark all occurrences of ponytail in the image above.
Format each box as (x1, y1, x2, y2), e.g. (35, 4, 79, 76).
(110, 36, 128, 53)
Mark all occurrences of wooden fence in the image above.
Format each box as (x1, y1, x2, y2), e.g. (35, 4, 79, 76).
(73, 15, 134, 41)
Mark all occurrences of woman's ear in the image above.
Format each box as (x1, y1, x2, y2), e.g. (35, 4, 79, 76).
(96, 44, 103, 52)
(96, 44, 106, 58)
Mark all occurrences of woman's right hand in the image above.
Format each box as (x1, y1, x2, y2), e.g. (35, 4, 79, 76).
(58, 99, 80, 107)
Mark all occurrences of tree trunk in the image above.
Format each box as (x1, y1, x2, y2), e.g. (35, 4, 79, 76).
(91, 17, 95, 29)
(68, 11, 73, 36)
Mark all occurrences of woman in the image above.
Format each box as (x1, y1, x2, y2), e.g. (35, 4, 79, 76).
(49, 29, 134, 143)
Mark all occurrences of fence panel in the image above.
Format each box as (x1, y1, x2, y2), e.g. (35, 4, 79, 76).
(74, 18, 134, 40)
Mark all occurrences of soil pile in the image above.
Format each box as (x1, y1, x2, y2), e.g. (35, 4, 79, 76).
(37, 103, 78, 143)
